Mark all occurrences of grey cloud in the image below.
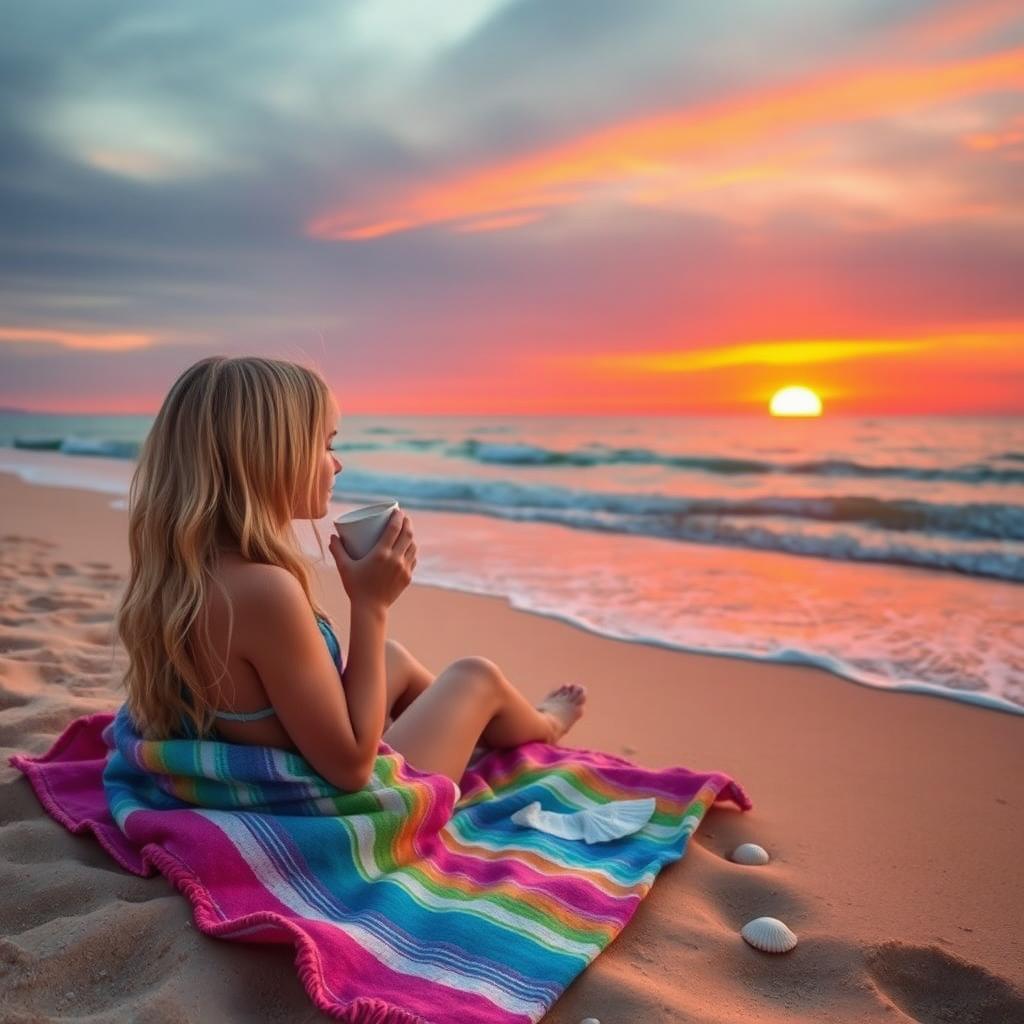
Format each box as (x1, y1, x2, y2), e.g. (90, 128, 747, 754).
(418, 0, 933, 163)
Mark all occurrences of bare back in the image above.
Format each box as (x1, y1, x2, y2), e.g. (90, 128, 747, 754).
(191, 553, 299, 750)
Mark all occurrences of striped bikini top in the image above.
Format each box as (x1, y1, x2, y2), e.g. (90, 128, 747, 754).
(206, 613, 344, 724)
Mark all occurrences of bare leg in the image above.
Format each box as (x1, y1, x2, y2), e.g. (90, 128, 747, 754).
(383, 644, 486, 761)
(382, 657, 586, 785)
(384, 639, 434, 722)
(385, 643, 564, 759)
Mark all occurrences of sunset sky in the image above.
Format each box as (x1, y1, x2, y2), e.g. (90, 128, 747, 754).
(1, 0, 1022, 415)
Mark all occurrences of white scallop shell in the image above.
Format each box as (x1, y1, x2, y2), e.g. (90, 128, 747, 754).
(740, 916, 797, 953)
(510, 797, 656, 843)
(731, 842, 770, 865)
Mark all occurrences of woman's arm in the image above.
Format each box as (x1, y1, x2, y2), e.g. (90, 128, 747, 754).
(341, 600, 389, 785)
(240, 566, 373, 792)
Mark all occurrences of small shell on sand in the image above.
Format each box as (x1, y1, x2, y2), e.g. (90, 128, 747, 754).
(731, 842, 770, 865)
(740, 916, 798, 953)
(579, 1019, 601, 1024)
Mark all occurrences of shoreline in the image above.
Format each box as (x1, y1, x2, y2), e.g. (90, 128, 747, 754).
(389, 571, 1024, 718)
(2, 469, 1023, 1021)
(2, 448, 1021, 718)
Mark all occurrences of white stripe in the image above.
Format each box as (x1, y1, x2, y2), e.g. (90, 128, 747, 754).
(200, 742, 218, 780)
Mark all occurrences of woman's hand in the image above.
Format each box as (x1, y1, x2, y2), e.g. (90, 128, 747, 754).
(329, 509, 417, 611)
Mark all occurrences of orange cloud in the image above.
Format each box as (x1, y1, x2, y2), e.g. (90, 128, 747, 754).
(962, 113, 1024, 151)
(896, 0, 1024, 52)
(307, 46, 1024, 240)
(574, 339, 931, 374)
(544, 326, 1024, 377)
(453, 212, 545, 234)
(0, 326, 156, 351)
(676, 156, 1020, 230)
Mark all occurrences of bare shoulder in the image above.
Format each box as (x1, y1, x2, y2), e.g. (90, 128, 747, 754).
(229, 562, 309, 629)
(224, 562, 338, 701)
(206, 559, 308, 655)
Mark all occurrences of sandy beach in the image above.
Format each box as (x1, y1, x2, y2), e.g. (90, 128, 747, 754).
(2, 467, 1023, 1023)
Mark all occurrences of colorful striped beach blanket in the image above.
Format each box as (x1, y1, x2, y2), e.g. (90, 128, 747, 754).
(10, 704, 752, 1024)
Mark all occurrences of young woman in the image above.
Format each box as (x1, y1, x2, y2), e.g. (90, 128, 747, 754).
(116, 355, 586, 792)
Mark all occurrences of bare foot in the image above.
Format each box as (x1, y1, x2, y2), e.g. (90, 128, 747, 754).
(536, 683, 587, 743)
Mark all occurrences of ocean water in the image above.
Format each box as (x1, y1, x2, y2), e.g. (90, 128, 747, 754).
(2, 411, 1022, 716)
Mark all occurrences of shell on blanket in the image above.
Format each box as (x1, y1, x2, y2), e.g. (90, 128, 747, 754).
(731, 842, 770, 865)
(510, 797, 656, 843)
(740, 916, 798, 953)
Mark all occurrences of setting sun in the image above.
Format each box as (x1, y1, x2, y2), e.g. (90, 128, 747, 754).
(769, 385, 823, 417)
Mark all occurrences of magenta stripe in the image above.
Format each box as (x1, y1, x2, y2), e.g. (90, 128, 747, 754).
(461, 740, 728, 804)
(135, 816, 533, 1024)
(433, 844, 637, 924)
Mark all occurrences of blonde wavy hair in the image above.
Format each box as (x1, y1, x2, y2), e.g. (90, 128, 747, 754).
(116, 355, 336, 739)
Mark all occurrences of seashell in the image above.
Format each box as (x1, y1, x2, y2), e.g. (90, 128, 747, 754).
(731, 842, 770, 865)
(740, 916, 797, 953)
(510, 797, 656, 843)
(579, 1019, 601, 1024)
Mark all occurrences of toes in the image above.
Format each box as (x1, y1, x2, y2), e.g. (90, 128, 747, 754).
(544, 683, 586, 706)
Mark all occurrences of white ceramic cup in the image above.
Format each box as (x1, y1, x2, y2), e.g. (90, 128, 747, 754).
(333, 501, 401, 559)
